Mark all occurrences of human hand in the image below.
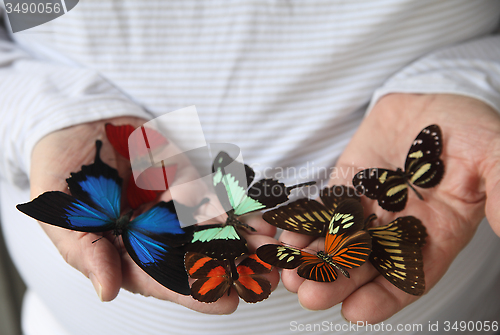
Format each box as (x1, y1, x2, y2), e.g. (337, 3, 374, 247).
(29, 117, 278, 314)
(279, 93, 500, 323)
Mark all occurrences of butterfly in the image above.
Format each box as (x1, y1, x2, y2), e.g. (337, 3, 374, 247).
(184, 252, 272, 303)
(212, 151, 315, 231)
(262, 185, 359, 236)
(105, 123, 177, 209)
(17, 140, 197, 295)
(352, 124, 444, 212)
(187, 151, 315, 262)
(257, 199, 371, 282)
(264, 184, 427, 294)
(366, 216, 426, 295)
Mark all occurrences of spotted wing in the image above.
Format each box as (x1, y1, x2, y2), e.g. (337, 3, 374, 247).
(352, 168, 408, 212)
(405, 124, 444, 189)
(262, 198, 331, 236)
(233, 254, 272, 303)
(367, 216, 427, 295)
(256, 244, 342, 282)
(256, 244, 307, 269)
(324, 199, 371, 269)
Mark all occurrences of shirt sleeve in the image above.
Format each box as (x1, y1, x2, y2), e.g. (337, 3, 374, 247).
(0, 15, 152, 187)
(368, 33, 500, 114)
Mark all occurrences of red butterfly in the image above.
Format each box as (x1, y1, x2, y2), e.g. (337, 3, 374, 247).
(105, 124, 177, 209)
(184, 252, 272, 303)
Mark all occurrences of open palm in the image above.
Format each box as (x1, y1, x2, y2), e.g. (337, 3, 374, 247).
(279, 93, 500, 323)
(29, 116, 278, 314)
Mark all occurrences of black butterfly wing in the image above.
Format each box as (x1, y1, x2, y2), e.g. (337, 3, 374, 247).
(404, 125, 443, 186)
(16, 191, 116, 232)
(256, 244, 306, 269)
(123, 201, 194, 295)
(186, 224, 249, 261)
(319, 185, 361, 210)
(404, 124, 444, 189)
(184, 252, 231, 302)
(262, 198, 331, 236)
(367, 216, 427, 295)
(233, 254, 272, 303)
(353, 168, 409, 212)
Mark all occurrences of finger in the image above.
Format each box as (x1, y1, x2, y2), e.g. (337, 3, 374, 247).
(341, 275, 420, 324)
(119, 254, 242, 315)
(296, 263, 379, 310)
(43, 225, 122, 302)
(242, 213, 277, 237)
(278, 230, 316, 248)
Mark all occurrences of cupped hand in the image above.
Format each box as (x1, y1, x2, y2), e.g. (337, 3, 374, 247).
(29, 116, 278, 314)
(279, 93, 500, 323)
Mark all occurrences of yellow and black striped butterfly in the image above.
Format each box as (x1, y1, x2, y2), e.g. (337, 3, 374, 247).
(184, 252, 272, 303)
(264, 185, 427, 295)
(366, 216, 426, 295)
(352, 124, 444, 212)
(256, 199, 371, 282)
(262, 185, 359, 236)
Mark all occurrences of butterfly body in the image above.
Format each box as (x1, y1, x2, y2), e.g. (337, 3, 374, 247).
(353, 124, 444, 212)
(17, 140, 194, 295)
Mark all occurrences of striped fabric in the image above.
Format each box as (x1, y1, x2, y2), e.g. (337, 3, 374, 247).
(1, 1, 500, 334)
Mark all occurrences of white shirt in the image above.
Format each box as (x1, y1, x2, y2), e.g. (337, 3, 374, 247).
(1, 1, 500, 334)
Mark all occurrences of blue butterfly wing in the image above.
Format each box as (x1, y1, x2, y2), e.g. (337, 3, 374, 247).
(16, 191, 115, 232)
(66, 140, 122, 219)
(122, 201, 193, 295)
(17, 141, 121, 232)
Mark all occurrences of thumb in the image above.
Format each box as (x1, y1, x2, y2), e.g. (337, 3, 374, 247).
(46, 225, 123, 301)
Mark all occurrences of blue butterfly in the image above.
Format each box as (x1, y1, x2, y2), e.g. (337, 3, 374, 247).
(17, 140, 196, 295)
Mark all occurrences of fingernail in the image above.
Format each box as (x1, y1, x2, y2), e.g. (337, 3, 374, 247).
(89, 272, 103, 302)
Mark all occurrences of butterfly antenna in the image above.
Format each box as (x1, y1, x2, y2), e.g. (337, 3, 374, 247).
(92, 236, 103, 244)
(406, 181, 424, 200)
(285, 181, 316, 193)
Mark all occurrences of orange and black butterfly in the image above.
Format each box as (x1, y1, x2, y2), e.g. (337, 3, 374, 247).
(256, 199, 371, 282)
(352, 124, 444, 212)
(264, 185, 427, 295)
(184, 252, 272, 303)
